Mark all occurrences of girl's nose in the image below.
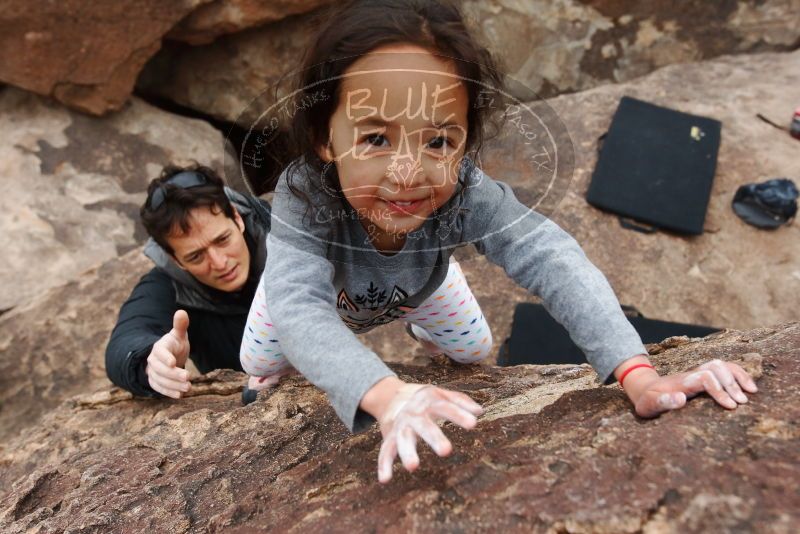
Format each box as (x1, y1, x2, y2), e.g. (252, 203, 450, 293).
(387, 154, 424, 189)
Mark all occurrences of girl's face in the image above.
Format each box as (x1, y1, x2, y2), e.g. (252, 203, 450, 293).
(317, 43, 469, 252)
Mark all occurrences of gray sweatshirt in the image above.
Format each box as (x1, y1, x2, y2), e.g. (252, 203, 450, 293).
(263, 158, 646, 432)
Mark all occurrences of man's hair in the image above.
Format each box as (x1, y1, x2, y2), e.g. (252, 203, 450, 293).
(140, 165, 235, 255)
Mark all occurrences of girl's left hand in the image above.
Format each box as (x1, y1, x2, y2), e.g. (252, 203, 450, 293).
(633, 359, 758, 418)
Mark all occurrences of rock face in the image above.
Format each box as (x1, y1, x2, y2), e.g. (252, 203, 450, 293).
(463, 0, 800, 98)
(137, 12, 314, 128)
(0, 87, 237, 313)
(0, 0, 211, 115)
(137, 0, 800, 123)
(167, 0, 335, 45)
(0, 250, 152, 445)
(0, 322, 796, 532)
(3, 0, 797, 116)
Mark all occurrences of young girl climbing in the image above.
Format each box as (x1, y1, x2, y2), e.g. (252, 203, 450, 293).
(240, 0, 758, 483)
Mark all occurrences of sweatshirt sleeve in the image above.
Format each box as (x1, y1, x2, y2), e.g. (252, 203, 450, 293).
(104, 268, 174, 398)
(460, 168, 647, 384)
(260, 166, 396, 432)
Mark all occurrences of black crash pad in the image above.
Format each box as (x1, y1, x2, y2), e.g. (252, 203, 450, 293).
(587, 96, 721, 235)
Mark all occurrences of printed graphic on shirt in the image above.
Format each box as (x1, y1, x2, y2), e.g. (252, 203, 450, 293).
(337, 288, 359, 313)
(354, 281, 386, 309)
(336, 284, 414, 332)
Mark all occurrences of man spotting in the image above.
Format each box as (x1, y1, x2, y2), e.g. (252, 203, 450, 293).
(105, 165, 274, 401)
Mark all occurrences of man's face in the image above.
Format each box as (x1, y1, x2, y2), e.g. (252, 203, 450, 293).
(167, 206, 250, 292)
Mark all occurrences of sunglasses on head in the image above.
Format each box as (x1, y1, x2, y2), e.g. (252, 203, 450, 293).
(147, 171, 208, 210)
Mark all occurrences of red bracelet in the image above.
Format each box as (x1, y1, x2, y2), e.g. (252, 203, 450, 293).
(619, 363, 655, 387)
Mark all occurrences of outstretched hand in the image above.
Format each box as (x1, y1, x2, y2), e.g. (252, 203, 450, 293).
(377, 384, 483, 483)
(145, 310, 192, 399)
(633, 359, 758, 418)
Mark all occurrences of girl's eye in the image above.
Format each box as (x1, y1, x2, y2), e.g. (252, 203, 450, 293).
(427, 135, 456, 152)
(427, 136, 447, 150)
(365, 133, 389, 147)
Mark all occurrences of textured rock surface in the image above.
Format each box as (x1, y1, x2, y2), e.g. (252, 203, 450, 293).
(0, 250, 152, 445)
(0, 0, 211, 115)
(137, 0, 800, 123)
(0, 322, 796, 532)
(137, 11, 316, 127)
(464, 0, 800, 98)
(0, 87, 237, 312)
(167, 0, 335, 45)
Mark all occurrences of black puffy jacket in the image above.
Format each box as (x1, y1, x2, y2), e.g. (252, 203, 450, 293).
(104, 189, 270, 397)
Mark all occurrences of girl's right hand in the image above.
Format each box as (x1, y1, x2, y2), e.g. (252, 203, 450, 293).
(376, 383, 483, 483)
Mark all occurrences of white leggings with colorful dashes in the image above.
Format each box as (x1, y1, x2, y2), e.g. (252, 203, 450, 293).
(239, 259, 493, 378)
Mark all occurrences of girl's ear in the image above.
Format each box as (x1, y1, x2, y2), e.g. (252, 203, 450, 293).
(315, 136, 334, 163)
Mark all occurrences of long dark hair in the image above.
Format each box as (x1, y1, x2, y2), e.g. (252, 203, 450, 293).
(285, 0, 506, 205)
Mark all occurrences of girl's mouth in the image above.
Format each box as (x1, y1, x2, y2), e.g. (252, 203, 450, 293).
(384, 198, 426, 215)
